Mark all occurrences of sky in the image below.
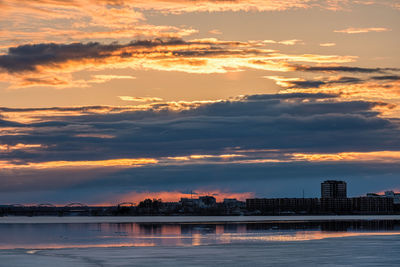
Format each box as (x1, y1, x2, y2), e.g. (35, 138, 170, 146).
(0, 0, 400, 205)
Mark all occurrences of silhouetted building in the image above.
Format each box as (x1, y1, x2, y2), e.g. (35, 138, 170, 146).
(351, 197, 394, 214)
(199, 196, 216, 207)
(161, 202, 181, 213)
(321, 180, 347, 198)
(246, 198, 320, 215)
(222, 199, 245, 208)
(320, 198, 352, 214)
(180, 198, 200, 208)
(384, 191, 400, 204)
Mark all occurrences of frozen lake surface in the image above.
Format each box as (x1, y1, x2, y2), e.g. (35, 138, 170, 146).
(1, 216, 400, 266)
(2, 235, 400, 267)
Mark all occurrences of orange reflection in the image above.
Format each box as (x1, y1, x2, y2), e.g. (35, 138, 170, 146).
(192, 233, 202, 246)
(0, 243, 156, 250)
(219, 231, 400, 242)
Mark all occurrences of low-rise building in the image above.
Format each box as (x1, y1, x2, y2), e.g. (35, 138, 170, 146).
(246, 198, 320, 215)
(384, 191, 400, 204)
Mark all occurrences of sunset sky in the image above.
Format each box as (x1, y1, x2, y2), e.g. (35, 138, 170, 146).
(0, 0, 400, 205)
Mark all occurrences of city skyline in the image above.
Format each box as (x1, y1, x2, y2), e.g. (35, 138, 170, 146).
(2, 180, 399, 217)
(0, 1, 400, 205)
(1, 179, 398, 206)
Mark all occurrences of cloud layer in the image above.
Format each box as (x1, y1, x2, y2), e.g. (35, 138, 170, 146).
(0, 93, 399, 174)
(0, 38, 359, 88)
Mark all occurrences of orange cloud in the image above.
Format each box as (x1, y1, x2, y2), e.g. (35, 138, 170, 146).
(2, 72, 136, 89)
(161, 153, 288, 166)
(290, 151, 400, 163)
(278, 39, 304, 45)
(208, 29, 222, 35)
(0, 1, 199, 51)
(117, 0, 349, 13)
(185, 154, 244, 160)
(334, 27, 391, 34)
(1, 1, 144, 25)
(3, 0, 348, 55)
(264, 76, 305, 87)
(0, 127, 33, 136)
(265, 53, 356, 63)
(118, 96, 163, 102)
(280, 79, 400, 116)
(320, 43, 336, 47)
(162, 154, 247, 165)
(0, 158, 158, 169)
(0, 26, 198, 45)
(90, 75, 136, 83)
(262, 39, 304, 45)
(0, 143, 43, 152)
(0, 0, 360, 18)
(0, 106, 132, 123)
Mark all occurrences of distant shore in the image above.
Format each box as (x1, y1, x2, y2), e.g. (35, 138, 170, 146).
(1, 215, 400, 224)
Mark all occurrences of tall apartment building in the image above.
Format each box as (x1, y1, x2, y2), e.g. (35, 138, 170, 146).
(321, 180, 347, 198)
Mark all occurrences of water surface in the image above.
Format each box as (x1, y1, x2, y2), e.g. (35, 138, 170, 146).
(1, 218, 400, 249)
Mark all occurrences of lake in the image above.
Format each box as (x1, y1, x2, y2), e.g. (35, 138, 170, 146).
(1, 216, 400, 266)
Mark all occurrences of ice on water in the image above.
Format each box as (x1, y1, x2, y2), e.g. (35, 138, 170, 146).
(1, 216, 400, 266)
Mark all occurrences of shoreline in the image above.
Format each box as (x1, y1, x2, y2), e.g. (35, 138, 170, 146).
(1, 215, 400, 224)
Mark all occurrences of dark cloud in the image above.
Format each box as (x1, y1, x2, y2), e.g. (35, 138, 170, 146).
(0, 39, 186, 73)
(287, 80, 326, 89)
(284, 76, 377, 89)
(371, 75, 400, 81)
(281, 77, 362, 89)
(244, 93, 338, 100)
(295, 65, 400, 73)
(0, 118, 22, 127)
(0, 93, 398, 163)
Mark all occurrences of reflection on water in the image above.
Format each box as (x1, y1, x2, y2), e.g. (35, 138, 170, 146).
(1, 220, 400, 249)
